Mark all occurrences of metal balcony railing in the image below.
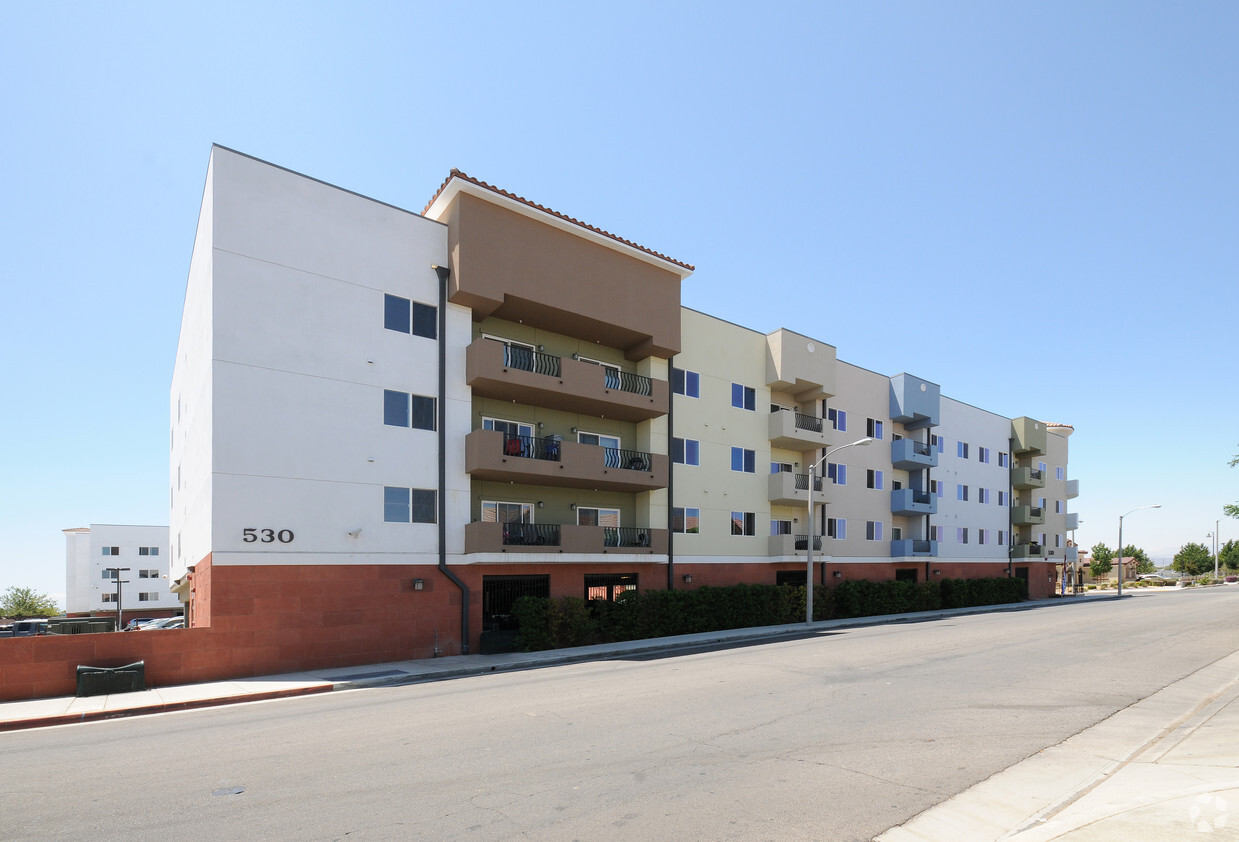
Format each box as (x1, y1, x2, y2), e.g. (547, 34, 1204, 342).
(1027, 469, 1043, 481)
(503, 343, 561, 377)
(794, 412, 823, 433)
(909, 441, 932, 457)
(501, 434, 562, 461)
(501, 523, 561, 546)
(1027, 506, 1043, 518)
(602, 526, 654, 548)
(603, 447, 653, 471)
(793, 473, 824, 492)
(793, 535, 822, 551)
(611, 370, 652, 397)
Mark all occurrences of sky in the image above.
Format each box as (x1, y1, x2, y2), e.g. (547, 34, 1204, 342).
(2, 1, 1237, 604)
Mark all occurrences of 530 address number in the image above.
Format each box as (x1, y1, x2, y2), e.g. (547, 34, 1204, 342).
(242, 528, 294, 544)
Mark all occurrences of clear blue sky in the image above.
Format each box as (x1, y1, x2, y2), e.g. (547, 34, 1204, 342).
(3, 2, 1237, 603)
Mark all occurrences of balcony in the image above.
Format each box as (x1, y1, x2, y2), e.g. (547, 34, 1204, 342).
(1066, 479, 1079, 499)
(1011, 467, 1045, 489)
(891, 488, 937, 516)
(1010, 541, 1044, 560)
(1011, 417, 1047, 455)
(891, 539, 938, 557)
(1065, 512, 1080, 531)
(466, 429, 667, 493)
(768, 409, 832, 450)
(888, 374, 940, 430)
(768, 471, 823, 506)
(891, 438, 938, 470)
(768, 534, 822, 556)
(466, 339, 668, 422)
(1012, 505, 1045, 526)
(465, 521, 668, 555)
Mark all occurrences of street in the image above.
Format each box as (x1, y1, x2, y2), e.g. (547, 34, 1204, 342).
(4, 588, 1239, 841)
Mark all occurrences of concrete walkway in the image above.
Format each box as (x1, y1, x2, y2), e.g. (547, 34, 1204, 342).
(5, 588, 1234, 840)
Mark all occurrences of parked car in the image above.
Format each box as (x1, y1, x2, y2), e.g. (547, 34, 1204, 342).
(11, 619, 49, 636)
(124, 618, 155, 630)
(137, 616, 184, 630)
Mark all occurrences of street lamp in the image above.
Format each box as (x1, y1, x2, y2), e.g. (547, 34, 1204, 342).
(806, 437, 874, 624)
(1117, 506, 1160, 596)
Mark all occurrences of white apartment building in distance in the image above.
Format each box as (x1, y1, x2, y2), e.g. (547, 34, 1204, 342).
(169, 146, 1078, 667)
(63, 524, 178, 623)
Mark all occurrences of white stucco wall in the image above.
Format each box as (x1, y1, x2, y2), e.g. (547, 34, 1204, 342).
(934, 397, 1013, 562)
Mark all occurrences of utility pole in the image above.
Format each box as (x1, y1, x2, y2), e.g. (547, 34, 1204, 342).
(104, 567, 130, 631)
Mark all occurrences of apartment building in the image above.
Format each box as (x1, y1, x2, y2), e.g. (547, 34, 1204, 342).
(170, 146, 1078, 664)
(63, 524, 178, 623)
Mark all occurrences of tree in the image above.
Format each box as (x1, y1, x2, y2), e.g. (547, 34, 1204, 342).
(1173, 542, 1212, 577)
(1226, 447, 1239, 519)
(1123, 545, 1155, 575)
(1220, 539, 1239, 572)
(0, 586, 61, 619)
(1090, 542, 1114, 578)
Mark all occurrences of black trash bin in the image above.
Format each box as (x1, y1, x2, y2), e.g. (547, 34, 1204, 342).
(76, 661, 145, 697)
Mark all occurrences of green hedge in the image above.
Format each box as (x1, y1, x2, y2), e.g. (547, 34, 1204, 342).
(512, 577, 1025, 652)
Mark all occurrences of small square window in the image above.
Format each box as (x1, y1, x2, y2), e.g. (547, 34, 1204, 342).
(672, 437, 700, 466)
(731, 511, 756, 536)
(672, 507, 700, 533)
(411, 302, 437, 339)
(731, 383, 756, 411)
(866, 418, 884, 440)
(384, 294, 411, 333)
(957, 527, 968, 544)
(957, 441, 969, 459)
(730, 447, 756, 473)
(827, 408, 847, 432)
(866, 521, 883, 541)
(672, 368, 700, 398)
(827, 518, 846, 540)
(957, 484, 968, 501)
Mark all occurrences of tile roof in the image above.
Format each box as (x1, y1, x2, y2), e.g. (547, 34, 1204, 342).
(424, 169, 694, 271)
(62, 527, 90, 533)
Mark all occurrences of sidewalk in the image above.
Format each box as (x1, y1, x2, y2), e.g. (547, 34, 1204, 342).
(5, 589, 1236, 840)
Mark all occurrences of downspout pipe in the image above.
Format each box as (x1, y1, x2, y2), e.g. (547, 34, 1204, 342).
(434, 264, 469, 653)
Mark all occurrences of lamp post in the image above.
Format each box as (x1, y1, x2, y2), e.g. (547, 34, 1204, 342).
(1117, 506, 1160, 596)
(1213, 521, 1220, 578)
(104, 567, 130, 630)
(806, 437, 874, 624)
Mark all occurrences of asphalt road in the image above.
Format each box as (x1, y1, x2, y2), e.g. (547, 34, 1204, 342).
(5, 588, 1239, 841)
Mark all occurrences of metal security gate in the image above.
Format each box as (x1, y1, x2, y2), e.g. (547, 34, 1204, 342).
(480, 575, 550, 654)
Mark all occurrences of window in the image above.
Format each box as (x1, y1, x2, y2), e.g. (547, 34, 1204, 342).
(827, 518, 846, 540)
(138, 546, 159, 556)
(957, 527, 969, 544)
(731, 383, 756, 411)
(384, 487, 435, 523)
(891, 527, 903, 541)
(1040, 532, 1047, 547)
(931, 479, 943, 498)
(998, 452, 1009, 467)
(384, 294, 436, 339)
(930, 525, 941, 541)
(731, 511, 756, 536)
(866, 418, 884, 440)
(1038, 461, 1047, 473)
(957, 441, 969, 459)
(577, 507, 620, 527)
(102, 593, 116, 603)
(585, 573, 637, 602)
(998, 530, 1006, 546)
(931, 434, 944, 453)
(101, 546, 118, 556)
(1055, 500, 1064, 514)
(957, 484, 969, 501)
(770, 519, 792, 536)
(866, 469, 884, 490)
(482, 501, 533, 524)
(672, 437, 700, 466)
(672, 507, 700, 533)
(138, 592, 159, 602)
(1038, 497, 1047, 509)
(1056, 466, 1065, 480)
(997, 490, 1007, 506)
(827, 463, 847, 485)
(102, 569, 117, 580)
(978, 529, 987, 545)
(730, 447, 756, 473)
(866, 521, 883, 541)
(827, 408, 847, 431)
(384, 390, 435, 430)
(484, 417, 533, 439)
(978, 447, 990, 463)
(1055, 534, 1063, 548)
(771, 461, 792, 474)
(138, 569, 158, 579)
(978, 488, 990, 504)
(671, 367, 700, 398)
